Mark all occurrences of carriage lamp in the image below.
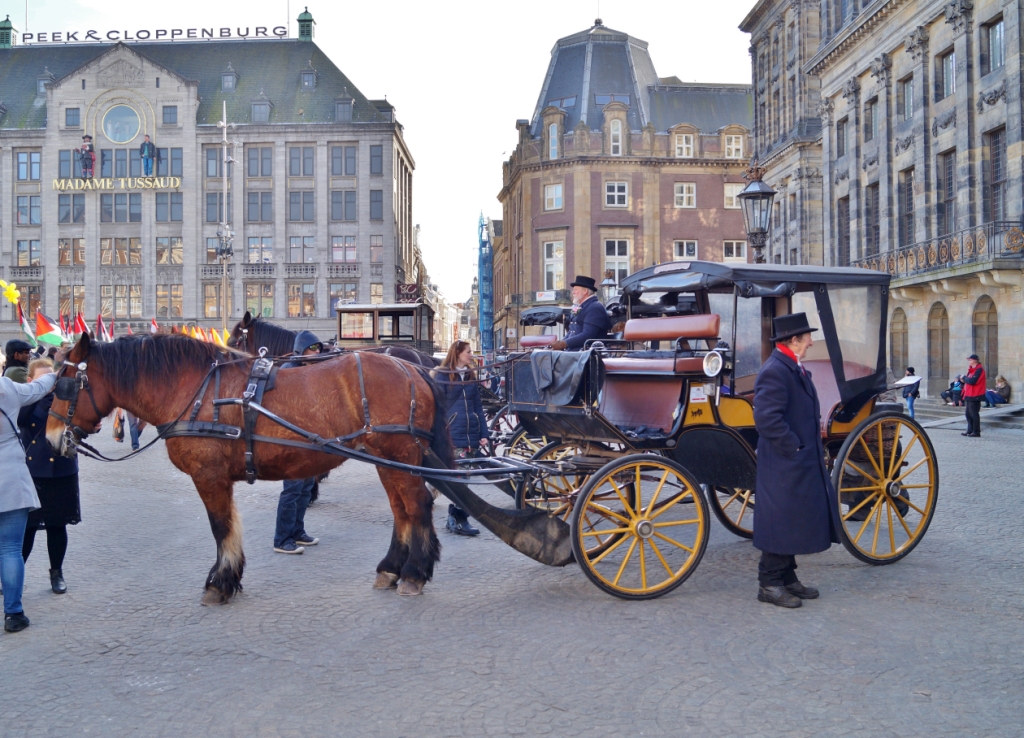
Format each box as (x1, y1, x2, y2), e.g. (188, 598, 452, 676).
(737, 160, 776, 264)
(703, 351, 724, 377)
(601, 269, 618, 302)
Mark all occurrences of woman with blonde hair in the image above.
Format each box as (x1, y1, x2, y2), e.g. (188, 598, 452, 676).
(984, 375, 1011, 407)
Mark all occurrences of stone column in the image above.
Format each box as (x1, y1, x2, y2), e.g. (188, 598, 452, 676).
(947, 0, 977, 229)
(842, 77, 861, 263)
(817, 97, 835, 265)
(905, 26, 931, 244)
(870, 54, 895, 255)
(1003, 0, 1024, 222)
(274, 141, 287, 318)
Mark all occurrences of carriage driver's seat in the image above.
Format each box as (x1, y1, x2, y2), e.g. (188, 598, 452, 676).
(603, 314, 721, 374)
(519, 335, 557, 349)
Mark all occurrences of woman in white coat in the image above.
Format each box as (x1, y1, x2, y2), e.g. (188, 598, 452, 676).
(0, 369, 56, 632)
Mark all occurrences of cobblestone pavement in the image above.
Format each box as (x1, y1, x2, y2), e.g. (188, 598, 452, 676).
(1, 424, 1021, 737)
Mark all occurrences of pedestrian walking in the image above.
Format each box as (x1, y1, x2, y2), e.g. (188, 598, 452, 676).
(3, 339, 33, 384)
(752, 312, 841, 609)
(550, 275, 612, 351)
(961, 354, 987, 438)
(18, 359, 80, 595)
(273, 330, 323, 554)
(432, 340, 485, 536)
(125, 410, 146, 450)
(0, 357, 57, 633)
(984, 375, 1011, 408)
(902, 367, 920, 419)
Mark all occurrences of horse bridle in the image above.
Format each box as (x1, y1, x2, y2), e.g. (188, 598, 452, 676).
(49, 360, 103, 449)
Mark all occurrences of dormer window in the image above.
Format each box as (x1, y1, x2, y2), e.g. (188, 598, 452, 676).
(610, 119, 622, 156)
(301, 71, 316, 90)
(36, 68, 54, 95)
(221, 62, 239, 92)
(547, 96, 577, 109)
(596, 94, 630, 106)
(252, 102, 270, 122)
(335, 100, 352, 121)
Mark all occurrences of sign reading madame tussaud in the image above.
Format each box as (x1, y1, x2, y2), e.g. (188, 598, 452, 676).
(21, 26, 287, 44)
(53, 177, 183, 191)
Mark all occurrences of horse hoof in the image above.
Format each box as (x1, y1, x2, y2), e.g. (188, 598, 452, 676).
(201, 588, 230, 606)
(373, 571, 399, 589)
(396, 580, 424, 596)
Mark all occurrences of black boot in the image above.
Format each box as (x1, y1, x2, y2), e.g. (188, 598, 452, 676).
(49, 568, 67, 594)
(446, 504, 480, 536)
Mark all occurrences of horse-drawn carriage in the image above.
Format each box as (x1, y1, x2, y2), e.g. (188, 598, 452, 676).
(44, 261, 937, 604)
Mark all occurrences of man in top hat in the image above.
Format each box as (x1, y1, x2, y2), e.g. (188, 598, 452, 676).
(751, 312, 841, 608)
(960, 353, 987, 437)
(78, 135, 95, 179)
(550, 275, 611, 351)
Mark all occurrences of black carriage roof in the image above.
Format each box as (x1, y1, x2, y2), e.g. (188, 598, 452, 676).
(619, 260, 890, 297)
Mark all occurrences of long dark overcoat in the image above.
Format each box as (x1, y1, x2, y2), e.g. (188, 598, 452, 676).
(752, 349, 841, 555)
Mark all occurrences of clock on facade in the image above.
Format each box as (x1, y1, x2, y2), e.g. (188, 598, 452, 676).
(102, 104, 141, 144)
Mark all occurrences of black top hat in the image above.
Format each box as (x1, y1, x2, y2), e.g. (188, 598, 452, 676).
(82, 134, 92, 140)
(569, 275, 598, 292)
(771, 312, 819, 342)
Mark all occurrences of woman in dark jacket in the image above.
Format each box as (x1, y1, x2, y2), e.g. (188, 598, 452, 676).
(431, 341, 488, 536)
(17, 359, 80, 594)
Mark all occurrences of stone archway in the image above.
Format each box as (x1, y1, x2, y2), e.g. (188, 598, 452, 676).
(890, 307, 908, 376)
(927, 302, 949, 387)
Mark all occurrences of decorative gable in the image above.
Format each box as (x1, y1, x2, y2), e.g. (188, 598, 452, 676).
(98, 58, 145, 88)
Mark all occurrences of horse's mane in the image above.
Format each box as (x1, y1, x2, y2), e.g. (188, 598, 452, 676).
(247, 317, 296, 356)
(89, 334, 248, 392)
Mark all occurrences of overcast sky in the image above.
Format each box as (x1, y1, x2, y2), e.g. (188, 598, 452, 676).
(16, 0, 755, 300)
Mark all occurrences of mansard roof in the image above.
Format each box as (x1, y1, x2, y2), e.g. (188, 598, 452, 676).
(0, 38, 385, 129)
(530, 20, 752, 137)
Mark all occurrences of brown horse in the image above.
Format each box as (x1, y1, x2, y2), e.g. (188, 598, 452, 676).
(46, 333, 453, 603)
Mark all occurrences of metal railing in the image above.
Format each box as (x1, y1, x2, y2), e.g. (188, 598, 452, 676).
(853, 221, 1024, 278)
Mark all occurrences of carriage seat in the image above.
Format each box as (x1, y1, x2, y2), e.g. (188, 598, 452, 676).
(519, 335, 556, 349)
(602, 355, 705, 374)
(602, 314, 721, 375)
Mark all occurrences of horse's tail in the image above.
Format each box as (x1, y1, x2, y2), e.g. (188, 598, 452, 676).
(416, 367, 454, 469)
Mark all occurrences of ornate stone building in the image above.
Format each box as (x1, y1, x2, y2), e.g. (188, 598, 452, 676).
(494, 20, 754, 345)
(741, 0, 825, 265)
(0, 10, 416, 342)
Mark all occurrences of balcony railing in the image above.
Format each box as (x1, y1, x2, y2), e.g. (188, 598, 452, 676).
(242, 263, 277, 278)
(200, 264, 233, 279)
(10, 266, 43, 281)
(327, 263, 359, 278)
(853, 221, 1024, 278)
(285, 264, 318, 278)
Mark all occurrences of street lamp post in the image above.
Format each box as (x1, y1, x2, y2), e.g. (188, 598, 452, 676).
(736, 159, 777, 264)
(216, 101, 239, 331)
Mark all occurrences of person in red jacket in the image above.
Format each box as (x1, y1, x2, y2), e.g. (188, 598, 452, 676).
(961, 353, 987, 437)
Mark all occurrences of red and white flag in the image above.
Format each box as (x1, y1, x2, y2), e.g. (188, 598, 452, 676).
(126, 323, 134, 335)
(151, 317, 160, 335)
(59, 313, 68, 339)
(96, 314, 106, 341)
(107, 321, 116, 341)
(74, 312, 88, 337)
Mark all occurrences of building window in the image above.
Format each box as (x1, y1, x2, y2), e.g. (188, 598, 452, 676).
(972, 296, 999, 382)
(542, 241, 564, 291)
(864, 99, 877, 142)
(605, 181, 627, 207)
(937, 50, 956, 100)
(206, 147, 220, 178)
(836, 118, 848, 157)
(129, 193, 142, 222)
(99, 285, 113, 318)
(16, 195, 41, 225)
(331, 190, 357, 221)
(156, 237, 183, 265)
(65, 108, 80, 127)
(544, 184, 563, 210)
(332, 236, 357, 262)
(289, 146, 315, 176)
(252, 102, 270, 122)
(206, 193, 232, 223)
(897, 76, 914, 120)
(927, 302, 949, 381)
(899, 168, 915, 246)
(301, 71, 316, 90)
(331, 145, 358, 176)
(609, 119, 622, 156)
(335, 100, 353, 122)
(674, 182, 696, 208)
(370, 145, 384, 175)
(289, 236, 315, 263)
(153, 148, 184, 177)
(248, 147, 273, 177)
(19, 286, 42, 320)
(835, 197, 851, 266)
(331, 282, 358, 306)
(245, 283, 274, 318)
(247, 192, 273, 221)
(604, 240, 629, 285)
(725, 135, 744, 159)
(16, 240, 41, 266)
(288, 283, 316, 317)
(58, 150, 83, 179)
(890, 308, 909, 376)
(222, 73, 235, 92)
(58, 238, 85, 266)
(723, 241, 747, 262)
(369, 190, 383, 220)
(673, 241, 697, 260)
(938, 150, 956, 236)
(107, 284, 142, 319)
(17, 152, 41, 181)
(156, 192, 183, 222)
(204, 283, 232, 319)
(986, 128, 1007, 222)
(981, 18, 1005, 76)
(59, 284, 86, 317)
(865, 184, 880, 257)
(99, 237, 141, 266)
(724, 183, 743, 209)
(370, 283, 384, 305)
(370, 235, 384, 263)
(156, 284, 183, 318)
(206, 237, 220, 264)
(163, 105, 177, 125)
(58, 194, 85, 224)
(789, 193, 798, 221)
(246, 237, 272, 264)
(595, 94, 630, 106)
(129, 149, 143, 177)
(674, 133, 693, 158)
(288, 191, 314, 221)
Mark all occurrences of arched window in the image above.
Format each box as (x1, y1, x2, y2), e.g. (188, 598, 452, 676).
(890, 308, 908, 376)
(610, 119, 622, 156)
(972, 296, 998, 385)
(927, 302, 949, 383)
(548, 123, 558, 160)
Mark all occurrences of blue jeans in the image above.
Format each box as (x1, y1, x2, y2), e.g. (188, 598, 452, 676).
(985, 390, 1007, 406)
(0, 508, 30, 615)
(142, 157, 153, 176)
(274, 478, 314, 547)
(905, 395, 916, 419)
(128, 416, 141, 450)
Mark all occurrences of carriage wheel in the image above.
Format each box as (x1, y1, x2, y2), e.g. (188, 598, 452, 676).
(515, 441, 587, 519)
(832, 411, 938, 565)
(706, 486, 755, 539)
(488, 406, 519, 438)
(502, 425, 548, 460)
(571, 455, 709, 600)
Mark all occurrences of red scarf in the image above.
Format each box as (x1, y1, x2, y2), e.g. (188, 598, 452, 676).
(776, 343, 806, 375)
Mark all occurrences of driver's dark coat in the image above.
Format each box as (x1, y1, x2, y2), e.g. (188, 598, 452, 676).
(752, 349, 841, 555)
(563, 296, 611, 349)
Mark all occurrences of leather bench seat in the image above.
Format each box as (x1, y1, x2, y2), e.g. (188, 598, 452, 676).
(519, 335, 556, 348)
(623, 314, 721, 342)
(603, 356, 705, 374)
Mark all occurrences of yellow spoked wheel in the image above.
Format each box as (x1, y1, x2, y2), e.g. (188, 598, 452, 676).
(571, 455, 708, 600)
(707, 486, 755, 539)
(502, 425, 547, 461)
(832, 411, 938, 564)
(515, 441, 589, 519)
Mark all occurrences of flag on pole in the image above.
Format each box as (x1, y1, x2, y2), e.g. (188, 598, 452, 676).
(18, 304, 37, 346)
(59, 313, 68, 339)
(211, 328, 225, 347)
(35, 312, 65, 346)
(74, 313, 88, 338)
(96, 314, 108, 342)
(151, 318, 160, 335)
(126, 323, 134, 335)
(107, 321, 116, 341)
(223, 329, 231, 346)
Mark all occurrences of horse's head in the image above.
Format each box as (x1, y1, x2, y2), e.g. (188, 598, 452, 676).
(228, 311, 255, 352)
(46, 333, 115, 455)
